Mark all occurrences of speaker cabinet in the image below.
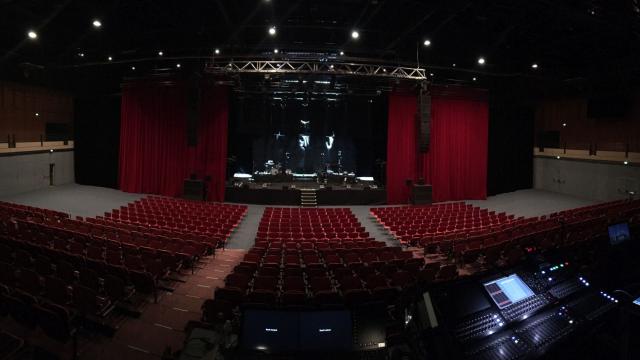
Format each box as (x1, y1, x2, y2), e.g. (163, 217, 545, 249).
(417, 85, 431, 153)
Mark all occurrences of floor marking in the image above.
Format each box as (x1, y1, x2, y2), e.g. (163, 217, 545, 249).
(154, 323, 173, 330)
(172, 307, 189, 312)
(127, 345, 150, 354)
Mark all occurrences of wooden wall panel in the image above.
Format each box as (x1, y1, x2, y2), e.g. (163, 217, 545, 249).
(0, 82, 73, 143)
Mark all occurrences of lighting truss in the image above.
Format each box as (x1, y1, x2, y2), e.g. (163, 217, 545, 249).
(204, 59, 427, 80)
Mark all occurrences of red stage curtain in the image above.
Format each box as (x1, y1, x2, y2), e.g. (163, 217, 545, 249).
(421, 97, 488, 202)
(386, 92, 418, 204)
(119, 81, 229, 201)
(386, 88, 488, 204)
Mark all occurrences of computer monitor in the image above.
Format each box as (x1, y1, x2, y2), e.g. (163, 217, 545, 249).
(483, 274, 535, 309)
(608, 223, 631, 246)
(241, 310, 299, 353)
(299, 310, 352, 351)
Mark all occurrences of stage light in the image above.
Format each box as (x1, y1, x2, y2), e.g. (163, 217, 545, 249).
(531, 63, 538, 69)
(131, 66, 136, 70)
(214, 48, 220, 55)
(273, 48, 279, 54)
(35, 113, 39, 117)
(423, 39, 431, 46)
(27, 30, 37, 39)
(108, 56, 113, 61)
(158, 51, 163, 56)
(452, 63, 456, 67)
(339, 50, 344, 56)
(478, 57, 486, 65)
(562, 123, 567, 127)
(430, 73, 434, 76)
(268, 26, 277, 36)
(624, 161, 629, 165)
(329, 64, 334, 69)
(556, 156, 561, 159)
(78, 52, 84, 57)
(176, 63, 181, 68)
(351, 30, 359, 39)
(92, 19, 102, 28)
(472, 77, 477, 81)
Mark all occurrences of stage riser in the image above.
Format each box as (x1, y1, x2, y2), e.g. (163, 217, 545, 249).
(225, 187, 386, 205)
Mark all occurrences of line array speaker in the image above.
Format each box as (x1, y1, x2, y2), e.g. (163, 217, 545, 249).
(417, 83, 431, 153)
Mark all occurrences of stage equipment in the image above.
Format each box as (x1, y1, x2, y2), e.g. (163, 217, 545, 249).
(417, 81, 431, 152)
(205, 58, 427, 80)
(183, 178, 206, 201)
(411, 183, 432, 205)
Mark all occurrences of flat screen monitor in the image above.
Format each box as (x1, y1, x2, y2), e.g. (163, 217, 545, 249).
(241, 310, 299, 353)
(299, 310, 352, 351)
(483, 274, 535, 309)
(608, 223, 631, 246)
(633, 297, 640, 307)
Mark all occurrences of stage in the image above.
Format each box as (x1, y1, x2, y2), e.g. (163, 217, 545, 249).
(225, 183, 386, 206)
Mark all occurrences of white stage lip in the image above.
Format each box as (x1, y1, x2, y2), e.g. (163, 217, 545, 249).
(357, 176, 374, 181)
(233, 173, 253, 179)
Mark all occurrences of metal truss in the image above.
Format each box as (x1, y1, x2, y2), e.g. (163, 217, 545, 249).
(204, 59, 427, 80)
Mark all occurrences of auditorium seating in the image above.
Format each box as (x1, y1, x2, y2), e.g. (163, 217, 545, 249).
(211, 207, 452, 310)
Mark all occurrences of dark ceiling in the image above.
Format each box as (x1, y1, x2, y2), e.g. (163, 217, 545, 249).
(2, 0, 640, 94)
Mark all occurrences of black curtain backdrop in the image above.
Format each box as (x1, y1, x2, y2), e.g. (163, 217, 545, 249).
(228, 95, 387, 179)
(487, 103, 534, 196)
(74, 95, 121, 188)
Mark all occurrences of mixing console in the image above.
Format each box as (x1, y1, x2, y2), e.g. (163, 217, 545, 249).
(453, 310, 505, 343)
(500, 293, 551, 323)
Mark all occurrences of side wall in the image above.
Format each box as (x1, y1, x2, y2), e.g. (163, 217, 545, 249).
(534, 157, 640, 201)
(0, 150, 75, 197)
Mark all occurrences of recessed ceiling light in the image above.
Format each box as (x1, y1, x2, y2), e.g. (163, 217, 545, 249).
(108, 56, 113, 61)
(532, 63, 538, 69)
(27, 30, 37, 39)
(78, 52, 84, 57)
(158, 51, 163, 56)
(562, 123, 567, 127)
(472, 77, 477, 81)
(339, 50, 344, 56)
(330, 64, 334, 69)
(452, 63, 456, 67)
(214, 48, 220, 55)
(176, 63, 181, 68)
(273, 48, 279, 54)
(423, 39, 431, 46)
(351, 30, 359, 39)
(268, 26, 277, 36)
(478, 57, 485, 65)
(430, 73, 434, 76)
(92, 19, 102, 28)
(35, 112, 39, 117)
(131, 66, 136, 70)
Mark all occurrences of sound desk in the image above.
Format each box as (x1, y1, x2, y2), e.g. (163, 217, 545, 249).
(429, 259, 620, 360)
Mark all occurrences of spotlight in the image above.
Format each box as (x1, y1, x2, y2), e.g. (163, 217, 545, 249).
(92, 19, 102, 28)
(478, 57, 486, 65)
(27, 30, 38, 39)
(273, 48, 279, 54)
(452, 63, 456, 67)
(158, 51, 163, 56)
(78, 52, 84, 57)
(176, 63, 181, 68)
(472, 77, 477, 81)
(108, 56, 113, 61)
(430, 73, 434, 76)
(532, 63, 538, 69)
(268, 26, 277, 36)
(562, 123, 567, 127)
(423, 39, 431, 46)
(214, 48, 220, 55)
(131, 66, 136, 70)
(351, 30, 359, 39)
(339, 50, 344, 56)
(556, 156, 561, 159)
(624, 161, 629, 165)
(35, 113, 39, 117)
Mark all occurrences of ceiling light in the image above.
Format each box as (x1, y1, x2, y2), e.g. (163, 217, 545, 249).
(273, 48, 279, 54)
(339, 51, 344, 56)
(351, 30, 359, 39)
(158, 51, 163, 56)
(430, 73, 434, 76)
(108, 56, 113, 61)
(562, 123, 567, 127)
(78, 52, 84, 57)
(330, 64, 334, 69)
(478, 57, 485, 65)
(35, 113, 39, 117)
(472, 77, 477, 81)
(452, 63, 456, 67)
(176, 63, 181, 68)
(268, 26, 277, 36)
(92, 19, 102, 28)
(27, 30, 37, 39)
(624, 161, 629, 165)
(532, 63, 538, 69)
(423, 39, 431, 47)
(214, 48, 220, 55)
(131, 66, 136, 70)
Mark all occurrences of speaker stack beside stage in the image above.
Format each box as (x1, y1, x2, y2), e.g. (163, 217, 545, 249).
(417, 81, 431, 153)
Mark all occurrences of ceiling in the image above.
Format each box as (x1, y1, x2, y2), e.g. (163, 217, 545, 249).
(2, 0, 640, 94)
